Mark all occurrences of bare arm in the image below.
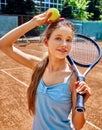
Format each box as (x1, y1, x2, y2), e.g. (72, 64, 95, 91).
(70, 74, 91, 130)
(71, 87, 85, 130)
(0, 12, 52, 70)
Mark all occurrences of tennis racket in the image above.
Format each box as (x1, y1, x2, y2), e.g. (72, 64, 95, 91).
(67, 34, 102, 112)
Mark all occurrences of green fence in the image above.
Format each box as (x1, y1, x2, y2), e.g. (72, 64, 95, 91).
(72, 20, 102, 40)
(0, 15, 40, 38)
(0, 15, 18, 37)
(0, 15, 102, 40)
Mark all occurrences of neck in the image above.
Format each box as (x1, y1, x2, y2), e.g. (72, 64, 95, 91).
(47, 57, 68, 72)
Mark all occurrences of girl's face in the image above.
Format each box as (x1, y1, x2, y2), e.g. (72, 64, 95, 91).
(45, 26, 73, 59)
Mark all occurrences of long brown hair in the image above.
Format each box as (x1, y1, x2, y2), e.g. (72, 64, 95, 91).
(27, 19, 75, 115)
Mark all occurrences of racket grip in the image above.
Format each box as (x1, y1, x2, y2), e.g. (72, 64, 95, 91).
(76, 76, 85, 112)
(76, 94, 85, 112)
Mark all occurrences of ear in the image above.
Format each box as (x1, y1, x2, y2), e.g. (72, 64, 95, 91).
(44, 38, 48, 47)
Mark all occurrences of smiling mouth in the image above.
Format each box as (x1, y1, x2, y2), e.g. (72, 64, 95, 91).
(57, 49, 68, 53)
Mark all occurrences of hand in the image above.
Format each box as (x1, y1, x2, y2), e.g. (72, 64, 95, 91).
(75, 81, 91, 102)
(33, 11, 63, 26)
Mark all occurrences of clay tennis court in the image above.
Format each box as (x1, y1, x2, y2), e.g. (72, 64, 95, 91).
(0, 40, 102, 130)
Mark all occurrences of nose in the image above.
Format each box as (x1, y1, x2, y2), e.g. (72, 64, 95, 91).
(62, 40, 72, 46)
(63, 40, 67, 46)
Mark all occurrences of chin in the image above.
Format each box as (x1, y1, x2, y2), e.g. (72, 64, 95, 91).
(56, 55, 66, 59)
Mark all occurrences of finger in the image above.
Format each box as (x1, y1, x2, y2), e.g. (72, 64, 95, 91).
(74, 81, 80, 88)
(43, 11, 52, 18)
(76, 84, 87, 92)
(78, 88, 87, 94)
(46, 19, 53, 24)
(46, 12, 52, 19)
(58, 17, 65, 21)
(76, 81, 87, 88)
(77, 85, 91, 95)
(44, 12, 53, 24)
(40, 12, 52, 20)
(76, 86, 84, 93)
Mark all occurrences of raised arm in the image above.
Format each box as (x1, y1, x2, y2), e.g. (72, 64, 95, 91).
(0, 12, 52, 70)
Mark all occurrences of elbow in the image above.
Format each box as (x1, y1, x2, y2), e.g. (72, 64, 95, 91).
(73, 119, 85, 130)
(72, 109, 86, 129)
(0, 39, 5, 50)
(0, 39, 11, 51)
(72, 114, 86, 130)
(75, 124, 85, 130)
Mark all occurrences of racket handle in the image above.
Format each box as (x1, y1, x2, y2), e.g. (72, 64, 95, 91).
(76, 76, 85, 112)
(76, 94, 85, 112)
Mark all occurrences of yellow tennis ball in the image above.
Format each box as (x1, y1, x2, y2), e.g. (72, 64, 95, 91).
(47, 8, 60, 21)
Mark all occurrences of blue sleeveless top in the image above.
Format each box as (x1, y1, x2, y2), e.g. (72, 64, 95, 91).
(32, 72, 73, 130)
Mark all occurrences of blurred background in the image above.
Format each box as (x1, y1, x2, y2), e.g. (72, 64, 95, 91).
(0, 0, 102, 41)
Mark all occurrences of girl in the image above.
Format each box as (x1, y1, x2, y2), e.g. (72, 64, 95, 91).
(0, 12, 91, 130)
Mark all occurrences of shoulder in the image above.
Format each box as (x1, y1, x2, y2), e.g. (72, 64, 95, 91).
(69, 70, 77, 94)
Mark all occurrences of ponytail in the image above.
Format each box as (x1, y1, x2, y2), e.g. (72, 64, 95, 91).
(27, 57, 49, 115)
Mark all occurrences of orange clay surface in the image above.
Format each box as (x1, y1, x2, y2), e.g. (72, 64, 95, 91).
(0, 41, 102, 130)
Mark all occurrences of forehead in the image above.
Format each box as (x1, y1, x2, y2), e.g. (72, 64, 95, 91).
(51, 26, 73, 38)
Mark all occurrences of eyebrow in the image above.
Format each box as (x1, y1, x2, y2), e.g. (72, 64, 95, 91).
(55, 34, 72, 39)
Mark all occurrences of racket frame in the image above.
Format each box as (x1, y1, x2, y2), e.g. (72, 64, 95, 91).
(67, 34, 102, 112)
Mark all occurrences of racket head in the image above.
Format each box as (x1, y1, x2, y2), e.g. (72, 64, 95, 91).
(69, 34, 102, 67)
(67, 34, 102, 112)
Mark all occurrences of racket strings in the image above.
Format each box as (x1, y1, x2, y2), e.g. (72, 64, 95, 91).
(70, 38, 99, 65)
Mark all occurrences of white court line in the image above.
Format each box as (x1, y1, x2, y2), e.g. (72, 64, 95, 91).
(25, 48, 47, 53)
(1, 69, 102, 130)
(0, 67, 23, 71)
(1, 69, 28, 87)
(86, 121, 102, 130)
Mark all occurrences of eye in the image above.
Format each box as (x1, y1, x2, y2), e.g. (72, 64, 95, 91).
(55, 37, 62, 41)
(66, 39, 70, 42)
(66, 39, 72, 43)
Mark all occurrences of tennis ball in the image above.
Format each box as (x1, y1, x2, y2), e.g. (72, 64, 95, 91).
(47, 8, 60, 21)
